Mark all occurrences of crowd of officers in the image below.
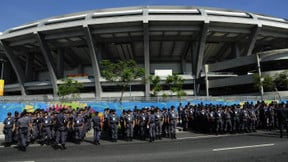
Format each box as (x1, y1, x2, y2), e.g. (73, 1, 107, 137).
(2, 101, 288, 151)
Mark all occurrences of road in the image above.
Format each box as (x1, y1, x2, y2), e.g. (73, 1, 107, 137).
(0, 131, 288, 162)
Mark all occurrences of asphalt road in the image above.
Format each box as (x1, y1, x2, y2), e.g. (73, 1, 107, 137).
(1, 131, 288, 162)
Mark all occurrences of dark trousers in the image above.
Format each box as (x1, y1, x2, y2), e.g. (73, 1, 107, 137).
(110, 124, 118, 140)
(41, 127, 52, 142)
(93, 127, 101, 142)
(19, 127, 29, 147)
(4, 128, 13, 143)
(55, 127, 67, 145)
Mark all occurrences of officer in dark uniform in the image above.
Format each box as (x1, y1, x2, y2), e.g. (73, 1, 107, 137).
(232, 105, 241, 133)
(119, 110, 126, 139)
(31, 112, 40, 143)
(3, 112, 15, 147)
(241, 106, 250, 133)
(162, 108, 169, 137)
(40, 111, 52, 145)
(91, 111, 103, 145)
(224, 107, 232, 133)
(124, 110, 135, 141)
(215, 107, 224, 135)
(17, 111, 32, 151)
(147, 110, 156, 142)
(168, 106, 178, 139)
(55, 109, 69, 149)
(277, 103, 288, 138)
(138, 109, 147, 140)
(249, 106, 257, 132)
(12, 111, 20, 144)
(208, 107, 216, 134)
(108, 109, 119, 142)
(155, 108, 163, 140)
(188, 106, 195, 129)
(73, 112, 85, 143)
(181, 107, 189, 131)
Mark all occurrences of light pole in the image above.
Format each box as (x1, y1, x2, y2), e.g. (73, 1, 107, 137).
(256, 53, 264, 101)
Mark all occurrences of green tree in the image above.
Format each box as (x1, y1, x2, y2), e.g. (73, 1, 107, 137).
(100, 59, 145, 102)
(253, 74, 275, 92)
(149, 75, 162, 97)
(274, 71, 288, 90)
(165, 73, 186, 98)
(58, 78, 83, 100)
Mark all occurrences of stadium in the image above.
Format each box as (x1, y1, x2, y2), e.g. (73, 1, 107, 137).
(0, 6, 288, 98)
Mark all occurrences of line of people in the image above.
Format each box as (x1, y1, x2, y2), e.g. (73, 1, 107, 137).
(2, 100, 288, 151)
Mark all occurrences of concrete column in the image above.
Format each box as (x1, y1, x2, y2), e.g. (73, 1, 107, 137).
(192, 22, 209, 96)
(83, 25, 102, 98)
(204, 64, 209, 96)
(233, 43, 240, 58)
(0, 41, 26, 95)
(245, 25, 261, 56)
(25, 53, 34, 82)
(34, 32, 58, 97)
(57, 48, 64, 79)
(181, 58, 186, 74)
(143, 23, 150, 97)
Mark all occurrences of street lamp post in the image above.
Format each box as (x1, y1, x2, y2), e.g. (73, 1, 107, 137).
(256, 54, 264, 101)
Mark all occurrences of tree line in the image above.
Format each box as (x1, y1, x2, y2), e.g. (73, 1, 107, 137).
(58, 59, 186, 101)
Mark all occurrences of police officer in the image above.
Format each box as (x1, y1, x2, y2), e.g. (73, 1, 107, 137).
(73, 112, 85, 143)
(162, 108, 169, 138)
(138, 109, 147, 140)
(3, 112, 15, 147)
(168, 106, 178, 139)
(241, 106, 250, 133)
(215, 107, 224, 135)
(155, 108, 163, 140)
(108, 109, 119, 142)
(249, 106, 257, 132)
(277, 103, 288, 138)
(55, 109, 69, 149)
(40, 111, 52, 145)
(224, 107, 232, 133)
(181, 107, 189, 131)
(31, 112, 40, 143)
(232, 105, 241, 133)
(147, 110, 156, 142)
(91, 111, 103, 145)
(124, 110, 135, 141)
(12, 111, 20, 144)
(17, 111, 32, 151)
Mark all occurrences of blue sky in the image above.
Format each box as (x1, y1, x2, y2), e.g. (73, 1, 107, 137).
(0, 0, 287, 32)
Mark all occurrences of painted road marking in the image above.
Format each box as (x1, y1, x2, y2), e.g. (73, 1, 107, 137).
(213, 143, 275, 152)
(178, 134, 229, 140)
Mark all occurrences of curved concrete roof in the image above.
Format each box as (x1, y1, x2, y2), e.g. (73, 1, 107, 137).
(0, 6, 288, 96)
(1, 6, 288, 38)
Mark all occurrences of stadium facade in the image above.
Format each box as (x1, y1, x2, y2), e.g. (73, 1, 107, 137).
(0, 6, 288, 98)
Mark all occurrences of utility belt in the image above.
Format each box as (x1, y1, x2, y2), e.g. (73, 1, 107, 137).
(19, 127, 29, 134)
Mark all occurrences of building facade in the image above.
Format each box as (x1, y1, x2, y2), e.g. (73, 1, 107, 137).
(0, 6, 288, 98)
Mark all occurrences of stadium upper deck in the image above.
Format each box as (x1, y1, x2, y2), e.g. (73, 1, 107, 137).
(0, 6, 288, 97)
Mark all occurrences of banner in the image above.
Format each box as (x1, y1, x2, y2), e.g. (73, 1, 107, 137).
(0, 79, 4, 96)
